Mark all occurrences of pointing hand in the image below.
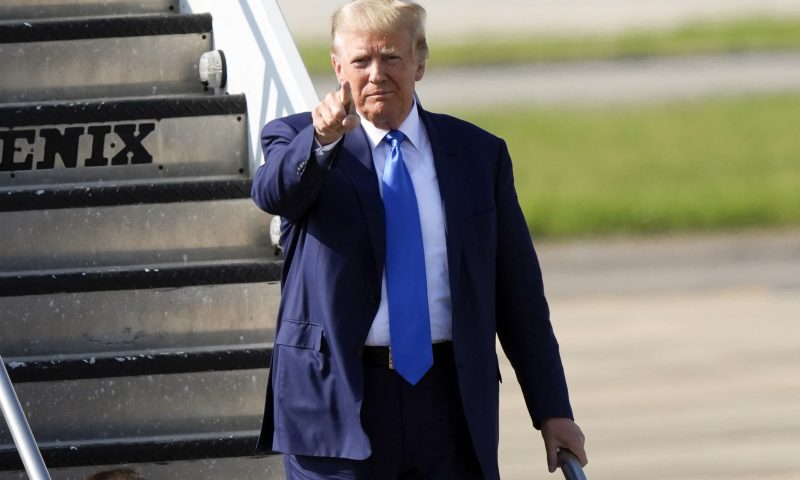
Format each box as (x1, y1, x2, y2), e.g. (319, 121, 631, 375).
(312, 81, 361, 145)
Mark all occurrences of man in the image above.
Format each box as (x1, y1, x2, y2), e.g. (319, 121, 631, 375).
(251, 0, 587, 478)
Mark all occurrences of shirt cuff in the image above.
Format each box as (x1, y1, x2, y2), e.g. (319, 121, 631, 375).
(312, 137, 342, 169)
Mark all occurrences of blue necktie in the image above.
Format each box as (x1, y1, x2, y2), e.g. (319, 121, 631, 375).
(381, 130, 432, 385)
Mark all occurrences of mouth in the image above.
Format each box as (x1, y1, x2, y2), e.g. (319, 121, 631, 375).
(366, 91, 394, 98)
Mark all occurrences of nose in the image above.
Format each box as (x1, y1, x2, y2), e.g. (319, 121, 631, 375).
(368, 59, 385, 84)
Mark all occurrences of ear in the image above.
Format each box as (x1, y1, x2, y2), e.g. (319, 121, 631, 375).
(415, 60, 426, 82)
(332, 53, 345, 83)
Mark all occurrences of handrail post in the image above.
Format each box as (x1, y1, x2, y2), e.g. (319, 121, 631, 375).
(0, 354, 52, 480)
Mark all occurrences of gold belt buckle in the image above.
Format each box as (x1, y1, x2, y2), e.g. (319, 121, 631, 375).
(388, 346, 393, 370)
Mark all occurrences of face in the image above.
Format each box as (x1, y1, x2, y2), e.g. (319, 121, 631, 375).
(332, 28, 425, 130)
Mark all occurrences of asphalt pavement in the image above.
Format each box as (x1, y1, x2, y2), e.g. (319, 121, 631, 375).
(500, 229, 800, 480)
(417, 52, 800, 109)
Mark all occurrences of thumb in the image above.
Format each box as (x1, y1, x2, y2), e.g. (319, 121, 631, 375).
(545, 442, 558, 473)
(341, 112, 361, 132)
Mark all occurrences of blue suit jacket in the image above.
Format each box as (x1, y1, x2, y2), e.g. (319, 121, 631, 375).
(251, 106, 573, 480)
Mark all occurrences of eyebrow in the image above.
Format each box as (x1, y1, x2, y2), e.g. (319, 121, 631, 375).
(348, 48, 399, 61)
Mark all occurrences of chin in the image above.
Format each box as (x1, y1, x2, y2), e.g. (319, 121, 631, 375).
(363, 103, 402, 128)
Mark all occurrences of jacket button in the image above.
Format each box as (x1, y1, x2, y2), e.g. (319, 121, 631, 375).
(355, 346, 364, 357)
(368, 294, 379, 304)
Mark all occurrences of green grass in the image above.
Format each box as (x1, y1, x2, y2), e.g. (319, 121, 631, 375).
(452, 94, 800, 238)
(299, 17, 800, 75)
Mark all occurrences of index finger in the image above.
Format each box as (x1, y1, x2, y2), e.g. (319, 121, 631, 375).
(339, 81, 353, 113)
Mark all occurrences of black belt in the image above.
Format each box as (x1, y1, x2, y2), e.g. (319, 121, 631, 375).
(361, 341, 453, 369)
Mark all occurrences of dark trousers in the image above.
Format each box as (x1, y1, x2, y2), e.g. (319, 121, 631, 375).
(283, 344, 484, 479)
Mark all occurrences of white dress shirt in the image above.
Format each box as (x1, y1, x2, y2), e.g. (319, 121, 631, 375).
(360, 103, 453, 346)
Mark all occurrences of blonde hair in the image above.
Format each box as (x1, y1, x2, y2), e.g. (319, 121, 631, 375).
(331, 0, 429, 61)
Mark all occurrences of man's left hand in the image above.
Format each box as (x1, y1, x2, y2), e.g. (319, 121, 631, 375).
(541, 417, 588, 473)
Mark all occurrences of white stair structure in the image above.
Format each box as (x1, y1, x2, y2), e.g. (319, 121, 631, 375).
(0, 0, 315, 477)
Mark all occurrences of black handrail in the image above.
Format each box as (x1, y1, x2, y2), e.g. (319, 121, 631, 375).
(558, 449, 587, 480)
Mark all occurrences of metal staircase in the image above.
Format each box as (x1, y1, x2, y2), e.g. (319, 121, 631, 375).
(0, 0, 293, 477)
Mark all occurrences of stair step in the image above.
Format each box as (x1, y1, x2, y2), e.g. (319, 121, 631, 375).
(4, 344, 272, 383)
(0, 282, 280, 358)
(0, 178, 252, 212)
(0, 259, 282, 297)
(2, 94, 245, 129)
(0, 13, 210, 44)
(1, 197, 274, 271)
(1, 95, 248, 186)
(0, 1, 179, 21)
(0, 370, 267, 444)
(0, 454, 283, 480)
(0, 431, 269, 472)
(0, 14, 213, 102)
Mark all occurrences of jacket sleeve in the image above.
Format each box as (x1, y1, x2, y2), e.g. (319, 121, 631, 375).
(493, 141, 574, 428)
(251, 115, 337, 223)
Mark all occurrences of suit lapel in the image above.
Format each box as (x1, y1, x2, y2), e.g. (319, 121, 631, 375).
(420, 108, 465, 308)
(337, 126, 386, 286)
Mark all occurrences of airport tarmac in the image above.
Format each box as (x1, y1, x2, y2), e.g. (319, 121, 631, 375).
(500, 230, 800, 479)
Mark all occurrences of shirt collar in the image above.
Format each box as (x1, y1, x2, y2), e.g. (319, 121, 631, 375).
(359, 100, 423, 151)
